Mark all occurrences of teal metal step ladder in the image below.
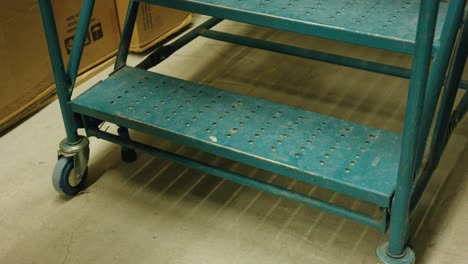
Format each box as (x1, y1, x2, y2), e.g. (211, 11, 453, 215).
(39, 0, 468, 263)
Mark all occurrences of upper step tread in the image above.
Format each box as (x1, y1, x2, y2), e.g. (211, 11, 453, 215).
(72, 66, 401, 206)
(145, 0, 447, 54)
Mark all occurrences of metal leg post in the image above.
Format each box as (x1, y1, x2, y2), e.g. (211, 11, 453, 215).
(117, 127, 138, 162)
(40, 0, 96, 144)
(377, 1, 440, 263)
(430, 20, 468, 169)
(414, 0, 467, 176)
(39, 0, 96, 195)
(39, 0, 79, 144)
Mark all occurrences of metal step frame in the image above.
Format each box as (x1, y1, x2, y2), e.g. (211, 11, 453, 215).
(72, 66, 402, 209)
(39, 0, 467, 263)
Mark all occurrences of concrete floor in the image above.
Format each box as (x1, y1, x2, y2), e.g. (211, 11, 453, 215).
(1, 16, 467, 264)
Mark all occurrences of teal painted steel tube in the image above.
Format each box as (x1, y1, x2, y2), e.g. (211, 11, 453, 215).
(411, 20, 468, 212)
(38, 0, 79, 143)
(67, 0, 95, 86)
(86, 127, 385, 232)
(414, 0, 466, 178)
(115, 0, 140, 70)
(137, 17, 223, 69)
(200, 29, 412, 79)
(411, 92, 467, 214)
(387, 0, 440, 258)
(430, 21, 468, 170)
(109, 0, 140, 157)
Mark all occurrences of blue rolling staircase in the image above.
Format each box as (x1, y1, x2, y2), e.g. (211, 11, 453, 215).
(39, 0, 468, 263)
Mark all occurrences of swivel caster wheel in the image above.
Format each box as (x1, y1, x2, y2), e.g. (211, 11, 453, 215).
(52, 157, 88, 196)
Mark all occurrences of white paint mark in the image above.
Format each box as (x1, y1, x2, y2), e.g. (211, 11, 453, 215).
(371, 157, 381, 167)
(209, 136, 218, 143)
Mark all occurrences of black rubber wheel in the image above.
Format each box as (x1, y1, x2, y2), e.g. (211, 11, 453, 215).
(121, 148, 137, 163)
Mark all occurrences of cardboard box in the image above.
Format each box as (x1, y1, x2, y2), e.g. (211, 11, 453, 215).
(53, 0, 120, 72)
(0, 0, 120, 134)
(115, 1, 192, 52)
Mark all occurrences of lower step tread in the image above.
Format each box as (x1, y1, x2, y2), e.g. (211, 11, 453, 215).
(72, 66, 401, 207)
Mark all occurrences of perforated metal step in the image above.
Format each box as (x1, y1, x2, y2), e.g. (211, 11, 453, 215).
(72, 66, 401, 207)
(142, 0, 447, 54)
